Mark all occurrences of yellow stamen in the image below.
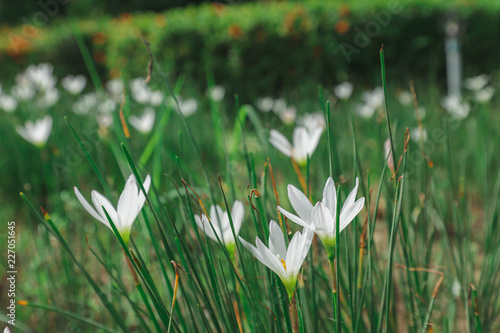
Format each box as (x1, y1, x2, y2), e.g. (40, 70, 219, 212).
(281, 258, 287, 270)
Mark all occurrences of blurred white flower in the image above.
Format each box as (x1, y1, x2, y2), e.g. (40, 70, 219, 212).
(414, 107, 426, 120)
(195, 200, 244, 247)
(12, 77, 36, 101)
(475, 86, 494, 104)
(239, 220, 313, 298)
(98, 99, 116, 114)
(411, 127, 427, 142)
(16, 115, 52, 147)
(37, 88, 59, 108)
(97, 113, 113, 128)
(269, 125, 323, 166)
(297, 112, 326, 131)
(178, 98, 198, 117)
(4, 327, 10, 333)
(106, 79, 124, 100)
(355, 103, 376, 119)
(62, 75, 87, 95)
(209, 85, 225, 102)
(441, 95, 470, 119)
(334, 82, 353, 100)
(24, 63, 56, 91)
(73, 93, 98, 115)
(277, 106, 297, 126)
(130, 78, 151, 104)
(74, 174, 151, 245)
(362, 87, 384, 109)
(150, 90, 164, 106)
(464, 74, 488, 91)
(257, 97, 274, 112)
(278, 177, 364, 251)
(398, 91, 412, 105)
(272, 98, 287, 114)
(452, 279, 461, 297)
(0, 94, 18, 112)
(129, 108, 156, 134)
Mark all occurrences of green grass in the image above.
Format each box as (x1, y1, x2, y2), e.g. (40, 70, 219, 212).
(1, 44, 500, 333)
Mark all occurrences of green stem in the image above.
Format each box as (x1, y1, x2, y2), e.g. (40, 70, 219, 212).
(290, 294, 299, 333)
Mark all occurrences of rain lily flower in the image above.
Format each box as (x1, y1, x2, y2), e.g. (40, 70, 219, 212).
(62, 75, 87, 95)
(239, 220, 313, 298)
(73, 93, 98, 115)
(362, 87, 384, 109)
(129, 108, 156, 134)
(37, 88, 59, 109)
(269, 125, 323, 166)
(106, 79, 124, 101)
(130, 78, 151, 104)
(278, 177, 364, 253)
(398, 91, 412, 106)
(276, 106, 297, 125)
(97, 113, 113, 128)
(176, 97, 198, 117)
(24, 63, 57, 91)
(256, 97, 274, 112)
(475, 86, 494, 104)
(194, 200, 244, 250)
(272, 98, 287, 114)
(0, 94, 17, 112)
(464, 74, 488, 91)
(12, 76, 35, 101)
(334, 82, 353, 100)
(441, 95, 470, 119)
(355, 103, 376, 119)
(297, 112, 326, 131)
(209, 86, 225, 102)
(98, 98, 117, 113)
(150, 90, 164, 106)
(16, 115, 53, 148)
(411, 127, 428, 143)
(74, 174, 151, 245)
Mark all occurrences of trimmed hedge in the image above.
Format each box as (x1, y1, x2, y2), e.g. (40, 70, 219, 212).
(1, 0, 500, 99)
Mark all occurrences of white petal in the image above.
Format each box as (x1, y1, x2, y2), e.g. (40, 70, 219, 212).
(292, 127, 308, 161)
(311, 202, 334, 239)
(268, 220, 287, 260)
(305, 127, 323, 157)
(195, 214, 218, 242)
(239, 236, 267, 267)
(256, 238, 287, 278)
(287, 184, 313, 221)
(136, 174, 151, 210)
(74, 187, 108, 226)
(339, 198, 364, 233)
(277, 206, 311, 229)
(91, 191, 120, 230)
(269, 129, 292, 157)
(230, 200, 245, 236)
(322, 177, 337, 218)
(117, 175, 138, 227)
(342, 177, 360, 210)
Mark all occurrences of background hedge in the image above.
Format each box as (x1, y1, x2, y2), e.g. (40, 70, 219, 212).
(1, 0, 500, 100)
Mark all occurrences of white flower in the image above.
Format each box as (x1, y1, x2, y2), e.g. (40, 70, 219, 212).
(130, 78, 151, 104)
(297, 112, 326, 131)
(62, 75, 87, 95)
(269, 126, 323, 166)
(24, 63, 56, 91)
(441, 95, 470, 119)
(4, 327, 10, 333)
(0, 94, 18, 112)
(74, 174, 151, 245)
(129, 107, 155, 134)
(272, 98, 287, 114)
(12, 77, 35, 101)
(178, 98, 198, 117)
(150, 90, 164, 106)
(73, 93, 98, 115)
(209, 86, 225, 102)
(106, 79, 124, 100)
(362, 87, 384, 109)
(452, 279, 461, 297)
(256, 97, 274, 112)
(475, 86, 494, 104)
(277, 106, 297, 125)
(16, 115, 52, 147)
(37, 88, 59, 109)
(464, 74, 488, 91)
(334, 82, 353, 100)
(239, 220, 313, 297)
(194, 201, 244, 247)
(355, 104, 376, 119)
(278, 177, 364, 251)
(97, 113, 113, 128)
(410, 127, 427, 142)
(398, 91, 412, 106)
(98, 98, 116, 113)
